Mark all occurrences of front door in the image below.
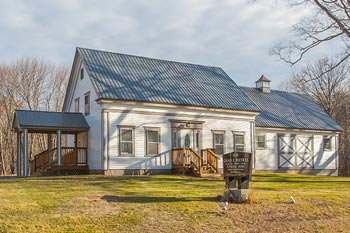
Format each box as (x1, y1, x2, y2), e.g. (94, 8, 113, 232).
(170, 121, 203, 153)
(181, 129, 193, 149)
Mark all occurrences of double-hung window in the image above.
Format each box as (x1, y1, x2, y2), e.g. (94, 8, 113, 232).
(80, 68, 84, 80)
(233, 132, 245, 152)
(256, 134, 266, 150)
(119, 126, 134, 156)
(74, 97, 79, 112)
(145, 128, 160, 156)
(84, 92, 90, 116)
(213, 131, 225, 155)
(323, 135, 332, 151)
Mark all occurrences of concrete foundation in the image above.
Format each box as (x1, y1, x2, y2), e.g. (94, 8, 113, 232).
(104, 169, 172, 176)
(224, 188, 250, 203)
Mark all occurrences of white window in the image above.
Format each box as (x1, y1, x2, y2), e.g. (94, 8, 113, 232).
(234, 132, 245, 152)
(84, 92, 90, 116)
(145, 128, 160, 156)
(80, 68, 84, 80)
(256, 134, 266, 150)
(172, 129, 179, 148)
(74, 98, 79, 112)
(323, 135, 332, 151)
(213, 131, 225, 155)
(119, 126, 134, 156)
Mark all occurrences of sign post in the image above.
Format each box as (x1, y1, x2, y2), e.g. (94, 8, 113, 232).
(222, 152, 252, 203)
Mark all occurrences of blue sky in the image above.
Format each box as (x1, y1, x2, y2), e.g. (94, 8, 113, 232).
(0, 0, 337, 88)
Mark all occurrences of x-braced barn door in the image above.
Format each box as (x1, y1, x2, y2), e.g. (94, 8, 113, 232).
(278, 134, 314, 169)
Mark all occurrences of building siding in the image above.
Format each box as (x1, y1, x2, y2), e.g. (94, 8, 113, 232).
(67, 61, 102, 170)
(255, 128, 338, 173)
(104, 104, 256, 170)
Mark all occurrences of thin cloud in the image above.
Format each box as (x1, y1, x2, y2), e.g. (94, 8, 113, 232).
(0, 0, 330, 88)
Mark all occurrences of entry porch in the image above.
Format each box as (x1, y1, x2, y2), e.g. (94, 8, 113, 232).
(13, 110, 90, 176)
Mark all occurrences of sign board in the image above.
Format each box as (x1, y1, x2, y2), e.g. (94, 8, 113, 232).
(222, 152, 252, 177)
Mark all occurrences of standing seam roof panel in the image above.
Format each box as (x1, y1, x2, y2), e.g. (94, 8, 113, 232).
(240, 86, 342, 131)
(78, 47, 259, 111)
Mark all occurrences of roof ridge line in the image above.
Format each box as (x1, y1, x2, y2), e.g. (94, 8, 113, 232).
(76, 47, 223, 70)
(15, 109, 84, 114)
(239, 86, 306, 96)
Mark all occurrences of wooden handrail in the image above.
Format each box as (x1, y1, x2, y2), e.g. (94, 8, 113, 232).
(188, 148, 202, 175)
(172, 148, 203, 175)
(207, 149, 219, 160)
(31, 147, 57, 161)
(30, 147, 88, 174)
(201, 148, 219, 173)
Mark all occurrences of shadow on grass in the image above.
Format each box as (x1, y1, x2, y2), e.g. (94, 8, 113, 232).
(252, 180, 350, 183)
(101, 195, 216, 203)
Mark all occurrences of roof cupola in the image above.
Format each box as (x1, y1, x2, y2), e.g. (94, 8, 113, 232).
(255, 75, 271, 93)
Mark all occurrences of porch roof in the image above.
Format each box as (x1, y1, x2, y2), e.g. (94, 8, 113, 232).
(13, 110, 90, 134)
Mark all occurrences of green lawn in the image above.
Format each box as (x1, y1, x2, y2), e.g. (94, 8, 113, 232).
(0, 173, 350, 233)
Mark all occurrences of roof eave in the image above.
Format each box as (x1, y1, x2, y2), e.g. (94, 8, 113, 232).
(256, 125, 343, 133)
(96, 98, 261, 114)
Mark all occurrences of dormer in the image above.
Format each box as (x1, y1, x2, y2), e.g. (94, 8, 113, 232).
(255, 75, 271, 93)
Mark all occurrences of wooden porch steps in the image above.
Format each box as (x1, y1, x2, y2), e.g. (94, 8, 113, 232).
(172, 148, 220, 178)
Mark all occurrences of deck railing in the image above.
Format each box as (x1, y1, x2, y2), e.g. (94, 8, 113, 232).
(201, 148, 219, 173)
(30, 147, 87, 174)
(172, 148, 203, 175)
(172, 148, 220, 175)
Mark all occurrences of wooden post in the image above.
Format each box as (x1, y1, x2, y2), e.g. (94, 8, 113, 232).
(48, 134, 52, 164)
(23, 129, 28, 177)
(17, 132, 21, 177)
(183, 148, 185, 166)
(57, 130, 62, 166)
(75, 133, 78, 166)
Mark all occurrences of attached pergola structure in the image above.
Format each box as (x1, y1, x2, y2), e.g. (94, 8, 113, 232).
(13, 110, 90, 176)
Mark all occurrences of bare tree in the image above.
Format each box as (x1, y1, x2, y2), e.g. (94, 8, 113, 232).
(0, 58, 69, 175)
(281, 57, 350, 175)
(271, 0, 350, 77)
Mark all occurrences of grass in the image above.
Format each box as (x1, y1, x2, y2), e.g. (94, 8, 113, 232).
(0, 173, 350, 232)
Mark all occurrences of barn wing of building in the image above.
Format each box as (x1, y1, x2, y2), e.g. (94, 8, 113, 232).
(241, 85, 342, 175)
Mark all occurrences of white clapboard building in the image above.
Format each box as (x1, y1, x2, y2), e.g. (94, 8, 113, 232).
(15, 47, 342, 177)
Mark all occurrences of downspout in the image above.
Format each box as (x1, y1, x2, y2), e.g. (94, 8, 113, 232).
(102, 110, 109, 173)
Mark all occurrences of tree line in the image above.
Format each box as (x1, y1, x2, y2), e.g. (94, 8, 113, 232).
(272, 0, 350, 175)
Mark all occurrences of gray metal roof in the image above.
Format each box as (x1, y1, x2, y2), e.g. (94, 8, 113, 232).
(77, 47, 259, 111)
(240, 87, 343, 131)
(13, 110, 89, 133)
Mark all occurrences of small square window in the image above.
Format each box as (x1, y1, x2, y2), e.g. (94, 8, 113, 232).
(257, 135, 266, 150)
(323, 136, 332, 151)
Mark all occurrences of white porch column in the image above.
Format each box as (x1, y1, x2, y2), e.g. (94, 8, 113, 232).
(48, 134, 52, 164)
(57, 130, 62, 166)
(23, 129, 28, 177)
(103, 112, 109, 171)
(17, 132, 21, 177)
